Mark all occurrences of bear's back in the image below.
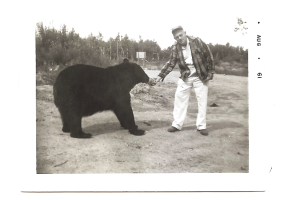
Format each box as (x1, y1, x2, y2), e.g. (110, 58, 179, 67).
(57, 64, 105, 83)
(54, 65, 109, 105)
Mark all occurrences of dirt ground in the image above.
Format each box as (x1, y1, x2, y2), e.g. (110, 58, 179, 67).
(36, 70, 248, 173)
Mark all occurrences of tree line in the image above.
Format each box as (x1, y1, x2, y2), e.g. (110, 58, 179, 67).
(208, 42, 248, 65)
(36, 22, 248, 71)
(36, 22, 163, 70)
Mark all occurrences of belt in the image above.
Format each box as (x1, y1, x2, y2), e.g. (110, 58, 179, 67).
(189, 73, 198, 77)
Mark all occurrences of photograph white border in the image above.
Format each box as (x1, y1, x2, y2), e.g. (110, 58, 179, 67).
(18, 0, 269, 192)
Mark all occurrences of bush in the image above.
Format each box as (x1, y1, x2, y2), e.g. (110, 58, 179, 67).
(220, 61, 231, 67)
(223, 56, 235, 63)
(130, 83, 150, 94)
(215, 65, 248, 77)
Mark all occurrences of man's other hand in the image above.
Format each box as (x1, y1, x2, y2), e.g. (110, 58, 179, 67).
(203, 73, 214, 82)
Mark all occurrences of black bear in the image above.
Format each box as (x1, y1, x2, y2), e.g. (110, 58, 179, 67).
(53, 62, 150, 138)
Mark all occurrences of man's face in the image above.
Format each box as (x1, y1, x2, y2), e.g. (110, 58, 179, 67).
(173, 30, 187, 46)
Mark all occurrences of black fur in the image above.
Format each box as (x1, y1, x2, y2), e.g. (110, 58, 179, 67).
(53, 62, 149, 138)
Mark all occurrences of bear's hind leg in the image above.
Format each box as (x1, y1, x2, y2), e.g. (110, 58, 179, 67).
(58, 108, 70, 133)
(64, 108, 92, 139)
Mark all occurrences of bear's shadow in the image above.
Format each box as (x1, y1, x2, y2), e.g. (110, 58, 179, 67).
(83, 120, 171, 137)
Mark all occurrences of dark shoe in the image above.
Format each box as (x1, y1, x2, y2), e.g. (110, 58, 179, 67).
(198, 129, 209, 136)
(167, 126, 179, 132)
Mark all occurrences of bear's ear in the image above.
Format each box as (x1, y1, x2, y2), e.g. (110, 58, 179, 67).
(123, 58, 129, 63)
(133, 64, 149, 84)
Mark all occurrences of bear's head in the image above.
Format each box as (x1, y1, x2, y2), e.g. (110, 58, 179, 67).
(131, 63, 149, 84)
(115, 62, 149, 90)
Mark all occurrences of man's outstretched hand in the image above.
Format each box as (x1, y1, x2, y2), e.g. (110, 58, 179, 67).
(148, 76, 162, 86)
(148, 78, 157, 86)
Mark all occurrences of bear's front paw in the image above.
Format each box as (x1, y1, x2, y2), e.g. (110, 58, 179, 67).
(129, 129, 145, 136)
(122, 124, 138, 130)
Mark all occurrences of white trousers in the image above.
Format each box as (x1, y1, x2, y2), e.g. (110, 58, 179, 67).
(172, 77, 209, 130)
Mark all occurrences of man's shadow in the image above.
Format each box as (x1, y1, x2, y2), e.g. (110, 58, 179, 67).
(182, 120, 246, 132)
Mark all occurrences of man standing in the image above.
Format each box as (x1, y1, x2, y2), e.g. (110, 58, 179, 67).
(155, 26, 215, 136)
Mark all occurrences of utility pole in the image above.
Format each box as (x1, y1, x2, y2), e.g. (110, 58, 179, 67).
(142, 40, 144, 67)
(109, 39, 111, 60)
(120, 35, 123, 58)
(117, 34, 119, 61)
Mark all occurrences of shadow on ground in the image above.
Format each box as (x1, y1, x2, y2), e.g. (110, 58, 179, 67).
(84, 120, 171, 137)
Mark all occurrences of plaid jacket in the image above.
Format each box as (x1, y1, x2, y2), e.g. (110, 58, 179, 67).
(158, 35, 215, 81)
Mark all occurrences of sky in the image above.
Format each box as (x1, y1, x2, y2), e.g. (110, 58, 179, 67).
(33, 0, 250, 50)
